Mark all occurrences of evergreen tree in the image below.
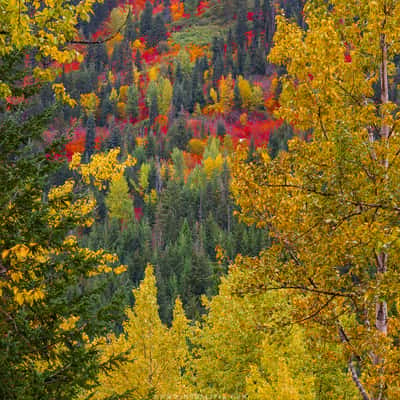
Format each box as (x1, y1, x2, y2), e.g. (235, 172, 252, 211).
(168, 116, 190, 151)
(126, 84, 139, 121)
(0, 53, 127, 399)
(172, 81, 184, 115)
(213, 52, 224, 84)
(94, 43, 109, 72)
(234, 79, 241, 108)
(225, 41, 235, 76)
(148, 14, 167, 47)
(191, 61, 205, 109)
(135, 49, 142, 71)
(182, 76, 193, 112)
(111, 41, 123, 71)
(124, 10, 136, 42)
(216, 120, 226, 137)
(99, 96, 113, 126)
(263, 0, 275, 46)
(267, 124, 294, 160)
(84, 114, 96, 162)
(237, 45, 246, 76)
(140, 1, 153, 37)
(235, 0, 248, 49)
(109, 122, 121, 149)
(149, 90, 159, 127)
(253, 0, 263, 44)
(252, 45, 267, 75)
(146, 134, 156, 158)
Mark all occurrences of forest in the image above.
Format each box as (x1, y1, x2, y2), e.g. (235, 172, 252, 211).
(1, 0, 400, 399)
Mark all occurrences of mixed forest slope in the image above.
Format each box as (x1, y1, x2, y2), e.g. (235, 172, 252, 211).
(42, 0, 300, 321)
(4, 0, 400, 398)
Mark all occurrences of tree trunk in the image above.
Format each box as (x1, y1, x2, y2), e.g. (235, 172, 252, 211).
(370, 32, 389, 400)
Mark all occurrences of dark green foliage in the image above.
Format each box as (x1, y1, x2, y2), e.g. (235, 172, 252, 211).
(148, 14, 167, 47)
(263, 0, 275, 46)
(251, 44, 267, 75)
(268, 122, 295, 158)
(149, 90, 159, 127)
(213, 52, 224, 84)
(191, 60, 206, 110)
(237, 45, 246, 76)
(172, 81, 184, 115)
(146, 134, 157, 158)
(86, 43, 109, 72)
(124, 11, 137, 42)
(84, 114, 96, 162)
(167, 116, 190, 151)
(140, 1, 153, 37)
(216, 120, 226, 137)
(99, 96, 113, 126)
(135, 49, 142, 71)
(234, 80, 241, 108)
(126, 84, 139, 121)
(0, 53, 126, 400)
(182, 76, 194, 112)
(235, 0, 248, 49)
(109, 122, 121, 149)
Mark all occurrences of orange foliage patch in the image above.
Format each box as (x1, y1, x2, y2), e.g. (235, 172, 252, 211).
(106, 32, 123, 57)
(171, 0, 185, 21)
(187, 44, 208, 62)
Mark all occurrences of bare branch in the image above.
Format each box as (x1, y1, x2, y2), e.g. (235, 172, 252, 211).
(67, 13, 130, 45)
(349, 358, 371, 400)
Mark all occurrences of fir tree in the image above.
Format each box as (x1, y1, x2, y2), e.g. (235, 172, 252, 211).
(140, 1, 153, 37)
(149, 90, 159, 127)
(124, 10, 136, 42)
(235, 0, 248, 49)
(109, 122, 121, 150)
(135, 49, 142, 71)
(84, 114, 96, 162)
(0, 53, 127, 399)
(126, 84, 139, 121)
(148, 14, 167, 47)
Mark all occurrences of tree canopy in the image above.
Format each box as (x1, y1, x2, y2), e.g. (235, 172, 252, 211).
(232, 1, 400, 399)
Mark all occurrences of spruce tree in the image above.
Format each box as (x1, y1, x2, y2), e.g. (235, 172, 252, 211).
(148, 14, 167, 47)
(84, 114, 96, 162)
(140, 1, 153, 37)
(109, 122, 121, 149)
(149, 90, 159, 127)
(235, 0, 248, 49)
(213, 52, 224, 84)
(124, 10, 136, 42)
(0, 53, 126, 399)
(126, 84, 139, 121)
(135, 49, 142, 71)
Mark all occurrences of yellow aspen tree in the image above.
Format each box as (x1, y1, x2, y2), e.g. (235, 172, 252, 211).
(190, 264, 354, 399)
(158, 77, 173, 116)
(190, 274, 271, 397)
(80, 92, 100, 116)
(231, 1, 400, 399)
(237, 76, 253, 110)
(0, 0, 99, 101)
(204, 75, 234, 115)
(89, 265, 192, 399)
(218, 73, 235, 114)
(105, 175, 134, 222)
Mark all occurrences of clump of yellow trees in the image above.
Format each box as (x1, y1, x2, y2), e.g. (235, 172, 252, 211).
(231, 1, 400, 399)
(82, 262, 357, 400)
